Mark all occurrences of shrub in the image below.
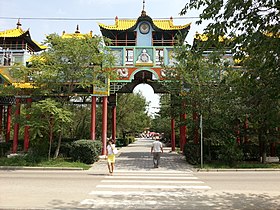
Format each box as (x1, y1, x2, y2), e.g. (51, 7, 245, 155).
(115, 138, 124, 147)
(218, 139, 243, 166)
(127, 136, 135, 144)
(0, 142, 11, 157)
(242, 144, 259, 161)
(70, 140, 101, 164)
(184, 143, 201, 165)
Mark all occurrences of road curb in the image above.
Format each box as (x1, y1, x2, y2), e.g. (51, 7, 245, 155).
(0, 166, 84, 171)
(197, 168, 280, 172)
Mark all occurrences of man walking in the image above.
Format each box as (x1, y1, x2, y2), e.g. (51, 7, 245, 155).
(151, 136, 163, 168)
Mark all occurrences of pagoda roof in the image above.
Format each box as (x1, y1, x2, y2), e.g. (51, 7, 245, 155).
(61, 25, 93, 39)
(0, 22, 46, 52)
(99, 14, 191, 32)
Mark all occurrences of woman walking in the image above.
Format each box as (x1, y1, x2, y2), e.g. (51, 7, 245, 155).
(106, 139, 117, 175)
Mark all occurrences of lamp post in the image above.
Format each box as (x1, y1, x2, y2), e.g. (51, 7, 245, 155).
(200, 114, 203, 168)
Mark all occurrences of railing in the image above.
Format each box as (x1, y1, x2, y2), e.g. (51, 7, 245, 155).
(109, 46, 175, 67)
(0, 44, 28, 51)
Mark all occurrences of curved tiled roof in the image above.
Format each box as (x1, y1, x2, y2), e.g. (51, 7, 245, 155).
(0, 28, 26, 37)
(99, 18, 190, 31)
(0, 27, 46, 51)
(61, 32, 93, 39)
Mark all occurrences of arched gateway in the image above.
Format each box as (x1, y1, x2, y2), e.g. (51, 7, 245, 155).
(97, 9, 191, 154)
(0, 10, 192, 155)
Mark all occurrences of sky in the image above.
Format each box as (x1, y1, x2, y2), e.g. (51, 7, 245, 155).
(0, 0, 207, 115)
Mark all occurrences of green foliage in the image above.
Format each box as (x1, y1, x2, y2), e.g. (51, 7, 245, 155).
(116, 93, 151, 138)
(242, 144, 260, 161)
(11, 34, 116, 95)
(70, 140, 101, 164)
(180, 0, 280, 161)
(184, 143, 201, 165)
(127, 136, 135, 144)
(28, 98, 73, 160)
(115, 138, 128, 147)
(218, 139, 243, 166)
(0, 142, 12, 157)
(0, 156, 90, 169)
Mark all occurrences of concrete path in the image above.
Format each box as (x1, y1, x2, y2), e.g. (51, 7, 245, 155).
(89, 137, 194, 174)
(81, 138, 211, 209)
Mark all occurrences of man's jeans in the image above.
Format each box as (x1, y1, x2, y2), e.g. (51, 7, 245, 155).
(153, 152, 161, 167)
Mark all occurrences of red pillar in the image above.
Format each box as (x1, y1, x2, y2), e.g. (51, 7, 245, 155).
(24, 98, 32, 152)
(6, 105, 12, 143)
(13, 98, 21, 153)
(112, 105, 117, 143)
(0, 105, 3, 139)
(101, 96, 108, 155)
(90, 96, 96, 140)
(171, 118, 176, 152)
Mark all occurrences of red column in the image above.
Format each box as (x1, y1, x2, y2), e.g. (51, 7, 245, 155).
(13, 98, 21, 153)
(24, 98, 32, 152)
(101, 96, 108, 155)
(90, 96, 96, 140)
(6, 105, 12, 143)
(0, 105, 3, 139)
(171, 118, 176, 152)
(112, 105, 117, 143)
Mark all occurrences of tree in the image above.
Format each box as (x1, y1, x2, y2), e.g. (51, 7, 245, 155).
(28, 98, 73, 160)
(12, 33, 116, 96)
(181, 0, 280, 162)
(9, 33, 117, 157)
(116, 93, 151, 138)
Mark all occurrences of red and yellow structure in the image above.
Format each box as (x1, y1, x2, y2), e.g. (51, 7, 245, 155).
(0, 9, 195, 154)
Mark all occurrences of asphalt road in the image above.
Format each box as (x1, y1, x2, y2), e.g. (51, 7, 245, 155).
(0, 168, 280, 209)
(0, 138, 280, 209)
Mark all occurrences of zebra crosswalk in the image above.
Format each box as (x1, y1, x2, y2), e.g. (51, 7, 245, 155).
(80, 169, 211, 209)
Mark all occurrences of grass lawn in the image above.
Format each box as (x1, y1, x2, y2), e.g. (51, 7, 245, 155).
(200, 161, 280, 169)
(0, 156, 91, 170)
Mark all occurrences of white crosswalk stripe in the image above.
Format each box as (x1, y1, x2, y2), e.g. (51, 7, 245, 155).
(80, 170, 211, 209)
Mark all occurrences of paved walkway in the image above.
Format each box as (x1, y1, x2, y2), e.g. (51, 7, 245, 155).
(81, 138, 211, 209)
(89, 138, 193, 174)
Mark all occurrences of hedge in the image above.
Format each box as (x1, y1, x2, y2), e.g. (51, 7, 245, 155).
(70, 139, 102, 164)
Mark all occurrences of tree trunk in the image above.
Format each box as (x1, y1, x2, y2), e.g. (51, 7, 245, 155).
(54, 129, 63, 159)
(48, 118, 54, 161)
(48, 133, 52, 161)
(259, 130, 267, 163)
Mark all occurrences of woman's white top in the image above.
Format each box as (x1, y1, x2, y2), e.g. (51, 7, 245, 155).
(107, 144, 116, 155)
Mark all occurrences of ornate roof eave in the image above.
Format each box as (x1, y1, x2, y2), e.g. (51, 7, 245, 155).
(61, 25, 93, 39)
(0, 27, 46, 52)
(99, 14, 191, 33)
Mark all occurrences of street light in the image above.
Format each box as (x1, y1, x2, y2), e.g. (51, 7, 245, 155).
(200, 114, 203, 168)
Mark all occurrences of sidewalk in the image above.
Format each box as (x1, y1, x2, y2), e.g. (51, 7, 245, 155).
(89, 138, 280, 173)
(89, 138, 194, 174)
